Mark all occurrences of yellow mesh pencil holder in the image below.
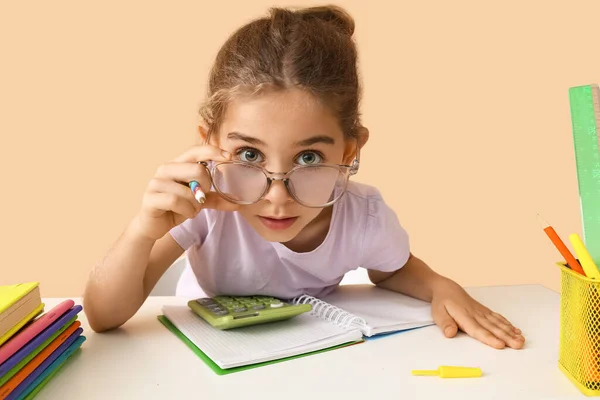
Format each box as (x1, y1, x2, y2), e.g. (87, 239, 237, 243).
(557, 262, 600, 396)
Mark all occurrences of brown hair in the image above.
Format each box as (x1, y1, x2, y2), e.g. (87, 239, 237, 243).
(199, 5, 361, 139)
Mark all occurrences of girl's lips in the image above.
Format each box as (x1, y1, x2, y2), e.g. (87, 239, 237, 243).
(258, 216, 298, 230)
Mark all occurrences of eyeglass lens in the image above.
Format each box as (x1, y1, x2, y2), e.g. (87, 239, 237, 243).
(211, 163, 347, 206)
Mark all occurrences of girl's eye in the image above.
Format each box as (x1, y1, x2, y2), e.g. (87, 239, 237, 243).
(297, 151, 322, 165)
(238, 149, 263, 163)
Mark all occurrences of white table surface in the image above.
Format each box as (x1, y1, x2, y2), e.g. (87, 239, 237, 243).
(30, 284, 588, 400)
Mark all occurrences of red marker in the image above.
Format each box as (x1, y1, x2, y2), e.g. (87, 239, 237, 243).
(537, 214, 585, 276)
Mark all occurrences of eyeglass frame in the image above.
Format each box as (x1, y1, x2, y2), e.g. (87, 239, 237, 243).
(199, 131, 361, 208)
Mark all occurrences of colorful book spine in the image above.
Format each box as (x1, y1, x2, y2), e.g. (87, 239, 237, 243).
(0, 284, 86, 399)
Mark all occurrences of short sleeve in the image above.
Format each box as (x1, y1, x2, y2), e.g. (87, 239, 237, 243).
(359, 196, 411, 272)
(168, 209, 210, 250)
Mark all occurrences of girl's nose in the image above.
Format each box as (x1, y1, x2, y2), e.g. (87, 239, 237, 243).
(263, 179, 294, 205)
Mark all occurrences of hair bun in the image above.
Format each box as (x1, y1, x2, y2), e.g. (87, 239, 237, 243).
(298, 5, 355, 36)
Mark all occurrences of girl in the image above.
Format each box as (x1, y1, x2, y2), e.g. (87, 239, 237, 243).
(83, 5, 525, 350)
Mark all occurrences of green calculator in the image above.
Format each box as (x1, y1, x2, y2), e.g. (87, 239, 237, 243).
(187, 295, 312, 330)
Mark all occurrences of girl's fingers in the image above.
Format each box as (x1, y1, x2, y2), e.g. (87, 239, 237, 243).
(449, 308, 506, 349)
(147, 178, 202, 213)
(143, 192, 198, 220)
(152, 144, 235, 208)
(491, 311, 521, 334)
(154, 162, 212, 188)
(173, 144, 232, 163)
(431, 301, 459, 338)
(472, 313, 510, 347)
(145, 145, 240, 215)
(485, 312, 519, 336)
(191, 163, 213, 195)
(478, 313, 525, 349)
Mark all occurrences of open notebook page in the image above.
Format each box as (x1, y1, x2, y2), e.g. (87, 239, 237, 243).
(162, 306, 363, 369)
(320, 284, 434, 336)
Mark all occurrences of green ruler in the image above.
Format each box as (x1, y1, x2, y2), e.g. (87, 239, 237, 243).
(569, 84, 600, 263)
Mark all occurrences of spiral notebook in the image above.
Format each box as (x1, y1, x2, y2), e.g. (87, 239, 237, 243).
(159, 284, 434, 374)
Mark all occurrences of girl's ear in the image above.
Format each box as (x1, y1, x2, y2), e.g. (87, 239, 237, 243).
(197, 122, 217, 145)
(198, 124, 208, 142)
(343, 126, 369, 165)
(356, 126, 369, 149)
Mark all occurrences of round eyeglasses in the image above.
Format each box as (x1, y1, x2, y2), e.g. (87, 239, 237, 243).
(199, 159, 359, 208)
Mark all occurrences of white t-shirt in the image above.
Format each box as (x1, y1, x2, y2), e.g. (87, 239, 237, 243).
(169, 180, 411, 299)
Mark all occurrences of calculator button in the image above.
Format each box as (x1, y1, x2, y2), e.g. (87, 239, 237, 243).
(270, 302, 283, 308)
(233, 306, 248, 312)
(196, 298, 215, 305)
(212, 309, 229, 316)
(252, 304, 265, 310)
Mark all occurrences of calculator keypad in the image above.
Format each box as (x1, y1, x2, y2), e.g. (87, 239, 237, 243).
(195, 295, 287, 316)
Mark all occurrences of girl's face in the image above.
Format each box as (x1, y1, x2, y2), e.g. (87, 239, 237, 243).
(207, 88, 365, 246)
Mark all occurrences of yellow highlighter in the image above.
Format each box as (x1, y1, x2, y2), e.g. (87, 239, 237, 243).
(569, 233, 600, 279)
(412, 366, 482, 378)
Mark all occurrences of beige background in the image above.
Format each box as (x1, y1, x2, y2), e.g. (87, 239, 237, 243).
(1, 0, 599, 296)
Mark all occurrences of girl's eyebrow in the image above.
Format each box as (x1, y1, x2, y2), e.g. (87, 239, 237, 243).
(227, 131, 265, 145)
(227, 131, 335, 147)
(295, 135, 335, 146)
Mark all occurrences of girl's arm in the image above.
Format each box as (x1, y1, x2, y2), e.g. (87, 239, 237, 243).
(367, 253, 445, 302)
(83, 144, 234, 333)
(82, 216, 184, 333)
(367, 253, 526, 350)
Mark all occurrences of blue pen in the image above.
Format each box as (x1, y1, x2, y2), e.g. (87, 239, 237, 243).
(189, 181, 206, 204)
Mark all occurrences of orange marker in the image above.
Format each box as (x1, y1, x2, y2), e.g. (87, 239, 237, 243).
(537, 214, 585, 276)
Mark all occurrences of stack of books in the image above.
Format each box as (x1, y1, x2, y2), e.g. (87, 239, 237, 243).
(0, 282, 85, 399)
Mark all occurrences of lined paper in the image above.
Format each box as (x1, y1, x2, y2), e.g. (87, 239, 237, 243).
(162, 306, 363, 368)
(320, 284, 434, 336)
